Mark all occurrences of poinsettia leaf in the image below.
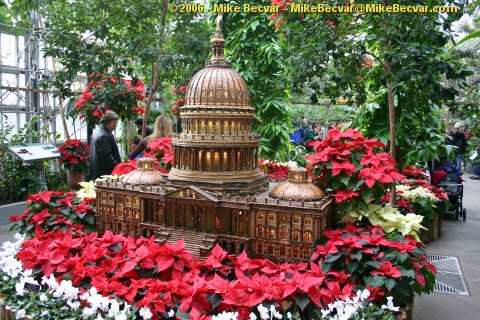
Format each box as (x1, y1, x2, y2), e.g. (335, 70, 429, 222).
(294, 293, 310, 311)
(416, 273, 426, 286)
(397, 252, 409, 263)
(413, 247, 427, 256)
(357, 200, 368, 212)
(109, 242, 123, 252)
(347, 260, 359, 274)
(384, 278, 396, 291)
(176, 310, 190, 320)
(340, 176, 351, 186)
(208, 293, 223, 309)
(324, 252, 342, 263)
(332, 178, 342, 190)
(321, 261, 333, 273)
(400, 269, 416, 278)
(365, 275, 384, 288)
(83, 214, 95, 225)
(365, 261, 381, 268)
(355, 179, 365, 189)
(350, 251, 362, 261)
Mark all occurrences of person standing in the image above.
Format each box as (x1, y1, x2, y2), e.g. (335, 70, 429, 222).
(128, 115, 173, 160)
(134, 118, 153, 136)
(449, 123, 467, 170)
(89, 110, 121, 180)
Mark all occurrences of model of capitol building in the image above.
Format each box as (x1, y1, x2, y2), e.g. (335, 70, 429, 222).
(270, 168, 324, 202)
(122, 158, 163, 185)
(94, 14, 334, 262)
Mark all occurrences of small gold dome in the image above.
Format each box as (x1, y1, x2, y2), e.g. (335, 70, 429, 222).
(269, 167, 324, 201)
(122, 158, 163, 185)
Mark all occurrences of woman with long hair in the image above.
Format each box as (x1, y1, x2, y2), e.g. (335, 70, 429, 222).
(127, 115, 173, 160)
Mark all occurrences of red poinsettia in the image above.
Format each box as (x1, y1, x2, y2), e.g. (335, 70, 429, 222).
(170, 85, 187, 116)
(306, 128, 405, 215)
(58, 139, 90, 172)
(312, 223, 436, 307)
(258, 159, 290, 180)
(74, 74, 146, 124)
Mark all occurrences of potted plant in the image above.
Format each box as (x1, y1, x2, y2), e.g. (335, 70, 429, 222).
(312, 223, 437, 320)
(306, 128, 405, 220)
(58, 139, 90, 188)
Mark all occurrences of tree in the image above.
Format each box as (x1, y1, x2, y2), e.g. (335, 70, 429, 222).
(274, 0, 470, 168)
(7, 0, 211, 137)
(214, 0, 293, 160)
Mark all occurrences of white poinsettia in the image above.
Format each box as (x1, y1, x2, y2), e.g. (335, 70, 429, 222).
(397, 185, 440, 203)
(77, 180, 96, 199)
(379, 212, 426, 241)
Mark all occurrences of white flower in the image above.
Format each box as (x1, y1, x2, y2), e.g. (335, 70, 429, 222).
(15, 281, 25, 296)
(115, 314, 127, 320)
(39, 293, 48, 302)
(381, 296, 400, 312)
(108, 299, 120, 317)
(250, 313, 258, 320)
(139, 306, 153, 320)
(15, 309, 26, 319)
(67, 300, 81, 311)
(168, 309, 175, 318)
(83, 307, 96, 319)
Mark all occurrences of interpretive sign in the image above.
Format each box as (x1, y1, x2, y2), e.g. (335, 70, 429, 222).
(8, 143, 61, 162)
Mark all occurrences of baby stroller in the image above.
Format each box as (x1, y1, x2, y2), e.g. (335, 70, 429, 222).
(434, 172, 466, 221)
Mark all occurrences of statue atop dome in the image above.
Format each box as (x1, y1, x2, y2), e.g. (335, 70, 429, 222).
(215, 13, 223, 30)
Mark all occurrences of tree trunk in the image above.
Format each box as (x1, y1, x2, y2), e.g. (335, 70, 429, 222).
(142, 0, 169, 138)
(383, 0, 396, 207)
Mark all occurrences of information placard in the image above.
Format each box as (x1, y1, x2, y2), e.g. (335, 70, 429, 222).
(8, 143, 61, 162)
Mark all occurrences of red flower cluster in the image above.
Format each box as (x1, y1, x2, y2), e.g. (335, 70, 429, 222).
(258, 159, 290, 180)
(170, 85, 188, 116)
(17, 228, 357, 319)
(112, 137, 174, 176)
(58, 139, 90, 172)
(9, 190, 96, 239)
(74, 74, 146, 124)
(312, 223, 437, 307)
(145, 137, 174, 173)
(306, 128, 405, 213)
(402, 164, 429, 181)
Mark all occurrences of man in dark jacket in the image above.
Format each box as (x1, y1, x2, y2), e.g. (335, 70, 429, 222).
(448, 123, 467, 170)
(89, 110, 121, 181)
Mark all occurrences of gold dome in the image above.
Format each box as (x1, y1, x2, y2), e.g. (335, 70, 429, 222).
(184, 67, 250, 107)
(122, 158, 163, 185)
(269, 167, 324, 201)
(167, 13, 269, 196)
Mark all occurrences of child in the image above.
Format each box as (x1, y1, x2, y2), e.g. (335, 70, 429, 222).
(127, 135, 143, 160)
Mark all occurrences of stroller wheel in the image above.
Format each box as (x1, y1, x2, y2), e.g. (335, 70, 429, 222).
(463, 208, 466, 221)
(455, 208, 459, 220)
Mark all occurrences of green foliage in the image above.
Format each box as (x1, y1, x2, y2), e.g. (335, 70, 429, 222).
(7, 0, 211, 111)
(217, 0, 292, 161)
(0, 118, 42, 204)
(278, 0, 471, 167)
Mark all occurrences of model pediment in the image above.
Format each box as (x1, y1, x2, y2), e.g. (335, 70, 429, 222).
(164, 186, 218, 202)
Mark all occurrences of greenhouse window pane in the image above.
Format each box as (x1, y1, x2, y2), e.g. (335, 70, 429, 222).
(1, 33, 17, 67)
